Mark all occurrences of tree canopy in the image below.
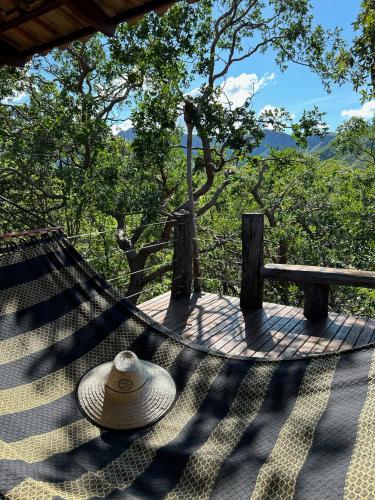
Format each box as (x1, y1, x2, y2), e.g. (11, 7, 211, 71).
(0, 0, 374, 315)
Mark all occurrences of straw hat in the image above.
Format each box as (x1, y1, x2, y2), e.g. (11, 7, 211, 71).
(77, 350, 176, 430)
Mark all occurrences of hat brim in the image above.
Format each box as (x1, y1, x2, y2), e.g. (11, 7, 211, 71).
(76, 360, 176, 430)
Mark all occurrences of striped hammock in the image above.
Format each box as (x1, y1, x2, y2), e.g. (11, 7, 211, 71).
(0, 233, 374, 499)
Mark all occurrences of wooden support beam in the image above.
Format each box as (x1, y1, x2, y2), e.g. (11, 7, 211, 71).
(0, 0, 62, 34)
(240, 213, 264, 310)
(0, 39, 26, 66)
(304, 283, 329, 321)
(171, 211, 193, 298)
(18, 0, 181, 62)
(21, 25, 94, 59)
(61, 0, 117, 36)
(113, 0, 177, 23)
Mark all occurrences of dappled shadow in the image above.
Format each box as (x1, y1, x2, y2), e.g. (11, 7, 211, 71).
(0, 238, 373, 498)
(162, 292, 201, 334)
(141, 291, 375, 359)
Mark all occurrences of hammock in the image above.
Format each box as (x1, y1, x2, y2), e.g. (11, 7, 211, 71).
(0, 232, 374, 500)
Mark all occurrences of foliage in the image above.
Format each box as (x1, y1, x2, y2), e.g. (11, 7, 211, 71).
(0, 0, 374, 317)
(334, 116, 375, 166)
(350, 0, 375, 101)
(334, 0, 375, 102)
(198, 148, 375, 316)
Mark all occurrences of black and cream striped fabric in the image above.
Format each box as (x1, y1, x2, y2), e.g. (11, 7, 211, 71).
(0, 234, 374, 499)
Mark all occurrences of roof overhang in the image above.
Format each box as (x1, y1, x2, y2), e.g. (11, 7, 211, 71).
(0, 0, 185, 67)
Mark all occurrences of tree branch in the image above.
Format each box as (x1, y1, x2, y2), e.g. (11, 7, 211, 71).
(196, 179, 231, 216)
(144, 261, 173, 284)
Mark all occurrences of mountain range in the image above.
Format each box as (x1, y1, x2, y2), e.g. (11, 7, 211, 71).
(118, 128, 337, 159)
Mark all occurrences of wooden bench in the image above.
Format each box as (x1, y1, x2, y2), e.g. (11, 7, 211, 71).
(240, 213, 375, 320)
(262, 264, 375, 320)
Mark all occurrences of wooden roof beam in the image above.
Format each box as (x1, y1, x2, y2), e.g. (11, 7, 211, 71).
(0, 0, 183, 65)
(19, 0, 181, 60)
(61, 0, 117, 36)
(0, 39, 26, 66)
(114, 0, 176, 23)
(0, 0, 62, 34)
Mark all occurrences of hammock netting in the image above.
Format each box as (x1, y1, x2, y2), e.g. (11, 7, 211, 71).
(0, 233, 374, 499)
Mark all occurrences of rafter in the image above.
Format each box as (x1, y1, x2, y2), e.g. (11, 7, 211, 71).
(0, 0, 184, 67)
(21, 0, 180, 59)
(0, 0, 62, 35)
(61, 0, 117, 37)
(114, 0, 175, 23)
(0, 39, 27, 66)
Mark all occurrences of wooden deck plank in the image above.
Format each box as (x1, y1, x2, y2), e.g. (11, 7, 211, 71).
(182, 300, 276, 342)
(344, 317, 368, 347)
(161, 293, 237, 334)
(244, 307, 304, 355)
(182, 300, 252, 342)
(307, 314, 355, 355)
(206, 304, 286, 351)
(138, 291, 171, 310)
(282, 313, 346, 357)
(142, 293, 222, 331)
(357, 317, 375, 345)
(271, 313, 341, 358)
(151, 293, 216, 325)
(184, 305, 266, 346)
(238, 307, 306, 357)
(224, 305, 298, 356)
(138, 292, 374, 359)
(139, 294, 178, 320)
(262, 309, 308, 352)
(203, 308, 274, 352)
(320, 314, 359, 352)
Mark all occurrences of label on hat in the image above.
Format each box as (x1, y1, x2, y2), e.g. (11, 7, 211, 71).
(118, 379, 133, 391)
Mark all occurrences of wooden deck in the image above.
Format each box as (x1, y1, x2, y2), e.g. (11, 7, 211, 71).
(139, 291, 375, 359)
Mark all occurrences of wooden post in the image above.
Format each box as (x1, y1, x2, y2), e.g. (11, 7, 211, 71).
(240, 213, 264, 310)
(171, 211, 193, 298)
(303, 283, 329, 320)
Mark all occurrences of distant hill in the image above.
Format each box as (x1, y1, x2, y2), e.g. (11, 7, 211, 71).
(252, 130, 336, 157)
(118, 128, 336, 158)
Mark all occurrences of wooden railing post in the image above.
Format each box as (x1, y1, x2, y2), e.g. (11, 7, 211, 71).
(240, 213, 264, 310)
(171, 210, 193, 298)
(303, 284, 329, 320)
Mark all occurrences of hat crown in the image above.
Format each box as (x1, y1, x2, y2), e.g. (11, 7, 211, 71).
(77, 350, 177, 430)
(105, 351, 147, 395)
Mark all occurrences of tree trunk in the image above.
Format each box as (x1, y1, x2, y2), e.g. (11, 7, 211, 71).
(184, 102, 201, 293)
(125, 254, 147, 304)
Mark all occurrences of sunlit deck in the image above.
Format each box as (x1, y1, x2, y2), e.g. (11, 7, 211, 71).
(139, 291, 375, 359)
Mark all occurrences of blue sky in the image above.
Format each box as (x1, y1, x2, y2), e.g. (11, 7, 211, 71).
(203, 0, 365, 132)
(4, 1, 369, 135)
(114, 0, 370, 135)
(3, 1, 368, 135)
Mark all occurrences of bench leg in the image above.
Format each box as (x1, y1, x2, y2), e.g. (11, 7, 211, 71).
(303, 284, 329, 320)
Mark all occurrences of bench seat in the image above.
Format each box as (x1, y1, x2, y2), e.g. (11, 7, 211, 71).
(261, 264, 375, 289)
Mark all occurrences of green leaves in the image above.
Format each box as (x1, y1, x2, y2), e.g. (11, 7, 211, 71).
(291, 107, 328, 148)
(331, 0, 375, 102)
(334, 116, 375, 168)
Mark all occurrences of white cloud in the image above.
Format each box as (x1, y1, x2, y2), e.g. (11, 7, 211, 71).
(341, 100, 375, 119)
(219, 72, 275, 109)
(111, 118, 133, 135)
(258, 104, 295, 130)
(189, 86, 201, 98)
(1, 91, 28, 105)
(189, 72, 276, 110)
(259, 104, 279, 129)
(259, 104, 278, 115)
